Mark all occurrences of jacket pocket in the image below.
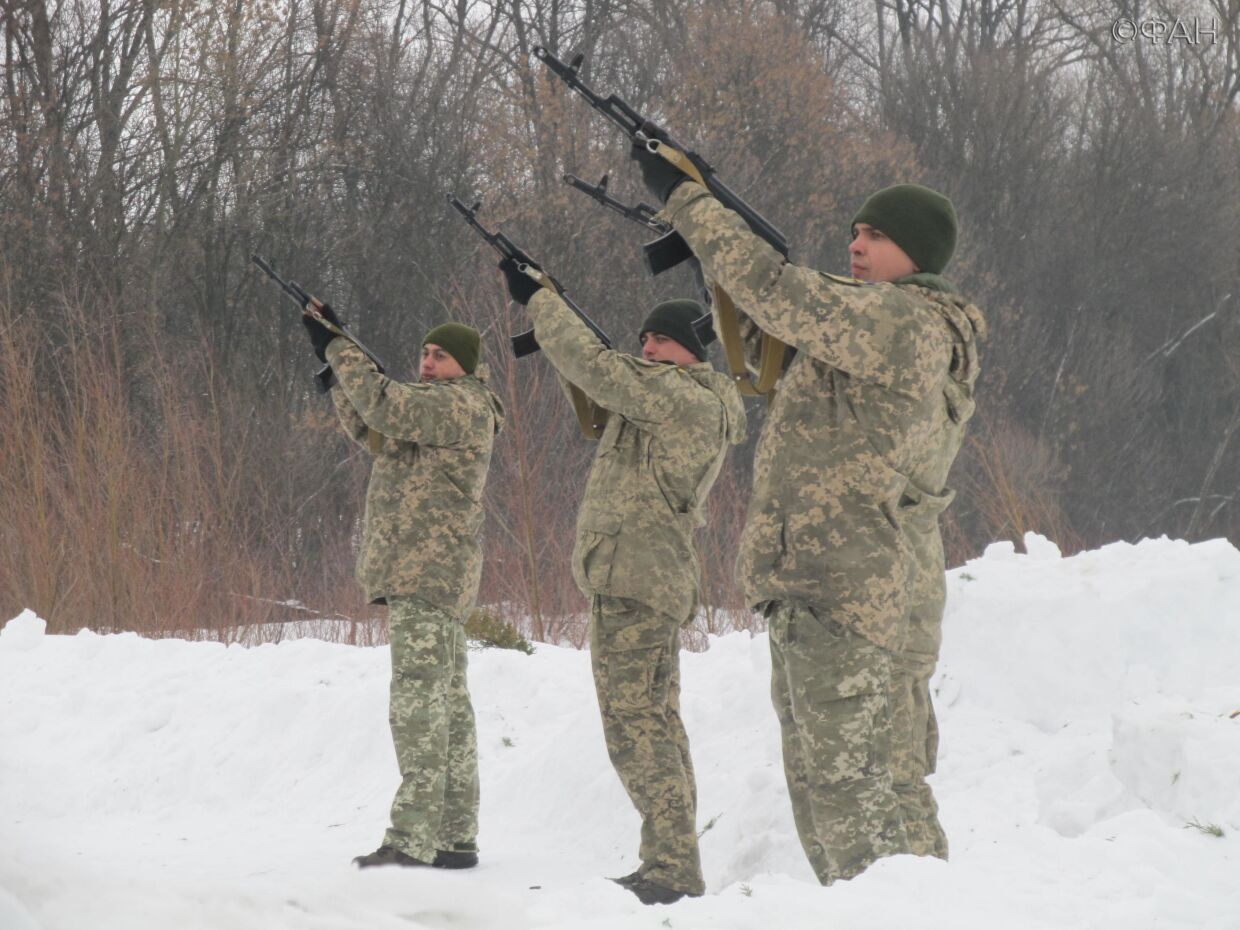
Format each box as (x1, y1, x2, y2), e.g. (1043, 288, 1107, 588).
(596, 418, 622, 457)
(943, 379, 975, 425)
(898, 483, 956, 524)
(579, 513, 623, 589)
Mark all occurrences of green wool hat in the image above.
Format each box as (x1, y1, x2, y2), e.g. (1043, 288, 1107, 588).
(640, 298, 715, 361)
(423, 322, 481, 374)
(851, 183, 958, 275)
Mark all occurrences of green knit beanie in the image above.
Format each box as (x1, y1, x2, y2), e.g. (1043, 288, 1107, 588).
(423, 322, 480, 374)
(851, 184, 958, 275)
(640, 299, 715, 361)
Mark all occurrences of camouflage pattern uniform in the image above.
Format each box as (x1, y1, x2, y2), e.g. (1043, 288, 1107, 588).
(663, 181, 985, 883)
(326, 338, 505, 863)
(526, 289, 746, 895)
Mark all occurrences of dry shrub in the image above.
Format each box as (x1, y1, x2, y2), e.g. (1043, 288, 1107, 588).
(947, 415, 1084, 564)
(0, 296, 378, 641)
(465, 607, 534, 655)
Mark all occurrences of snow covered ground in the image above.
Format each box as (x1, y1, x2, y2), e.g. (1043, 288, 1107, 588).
(2, 533, 1238, 930)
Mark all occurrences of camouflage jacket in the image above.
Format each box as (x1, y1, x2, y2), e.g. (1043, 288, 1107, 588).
(527, 289, 747, 622)
(326, 338, 505, 615)
(664, 181, 986, 650)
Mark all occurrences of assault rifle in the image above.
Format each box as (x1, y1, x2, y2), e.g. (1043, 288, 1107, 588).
(251, 255, 386, 394)
(534, 48, 789, 274)
(448, 194, 610, 439)
(448, 195, 613, 357)
(534, 48, 789, 396)
(562, 172, 670, 237)
(562, 173, 718, 349)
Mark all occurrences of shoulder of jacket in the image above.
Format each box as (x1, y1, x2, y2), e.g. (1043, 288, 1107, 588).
(454, 375, 498, 407)
(619, 356, 688, 382)
(816, 271, 871, 287)
(683, 364, 733, 393)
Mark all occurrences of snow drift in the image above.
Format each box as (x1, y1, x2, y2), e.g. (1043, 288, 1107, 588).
(2, 534, 1237, 929)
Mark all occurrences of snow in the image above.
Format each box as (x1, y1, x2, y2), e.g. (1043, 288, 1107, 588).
(2, 533, 1238, 929)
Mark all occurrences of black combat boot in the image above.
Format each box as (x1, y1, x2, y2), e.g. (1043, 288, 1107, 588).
(621, 875, 701, 906)
(352, 845, 432, 868)
(432, 844, 479, 869)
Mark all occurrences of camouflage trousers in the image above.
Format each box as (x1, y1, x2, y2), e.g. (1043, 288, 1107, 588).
(889, 611, 949, 859)
(589, 595, 705, 895)
(892, 512, 951, 860)
(381, 595, 479, 862)
(768, 601, 909, 884)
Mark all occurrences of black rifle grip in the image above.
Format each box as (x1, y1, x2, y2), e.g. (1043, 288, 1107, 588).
(314, 363, 337, 393)
(511, 329, 541, 358)
(643, 231, 694, 276)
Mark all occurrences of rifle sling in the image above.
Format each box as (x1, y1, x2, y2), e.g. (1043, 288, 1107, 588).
(713, 285, 784, 398)
(568, 383, 609, 441)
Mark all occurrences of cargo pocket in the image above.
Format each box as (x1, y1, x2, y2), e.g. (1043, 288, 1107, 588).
(579, 513, 622, 589)
(596, 419, 622, 457)
(594, 597, 674, 652)
(898, 484, 955, 526)
(773, 603, 894, 779)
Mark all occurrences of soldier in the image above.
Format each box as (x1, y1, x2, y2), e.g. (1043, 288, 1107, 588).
(499, 261, 746, 905)
(631, 140, 986, 884)
(301, 314, 504, 870)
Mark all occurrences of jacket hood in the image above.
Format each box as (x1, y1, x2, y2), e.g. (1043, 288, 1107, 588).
(911, 286, 987, 384)
(895, 272, 958, 294)
(466, 364, 505, 435)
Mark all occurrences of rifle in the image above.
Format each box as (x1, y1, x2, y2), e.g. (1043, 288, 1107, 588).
(251, 255, 386, 394)
(562, 173, 718, 349)
(563, 172, 670, 237)
(447, 194, 610, 440)
(534, 47, 788, 397)
(251, 255, 385, 452)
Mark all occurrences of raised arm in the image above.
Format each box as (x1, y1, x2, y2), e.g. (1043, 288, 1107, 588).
(665, 182, 951, 398)
(326, 339, 482, 447)
(329, 380, 371, 449)
(526, 289, 681, 428)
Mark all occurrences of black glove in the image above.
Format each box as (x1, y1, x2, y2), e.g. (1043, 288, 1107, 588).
(301, 304, 338, 362)
(316, 302, 344, 328)
(499, 257, 543, 306)
(629, 121, 688, 205)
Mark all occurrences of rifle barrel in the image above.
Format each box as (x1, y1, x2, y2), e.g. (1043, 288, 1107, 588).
(534, 48, 790, 259)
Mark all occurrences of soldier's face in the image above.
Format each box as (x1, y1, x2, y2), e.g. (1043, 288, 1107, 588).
(420, 343, 466, 381)
(849, 224, 918, 282)
(640, 331, 698, 366)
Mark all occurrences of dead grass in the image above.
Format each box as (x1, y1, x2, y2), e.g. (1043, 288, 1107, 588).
(0, 295, 380, 643)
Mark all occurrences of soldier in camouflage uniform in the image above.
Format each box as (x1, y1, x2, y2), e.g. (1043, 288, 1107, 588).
(302, 315, 504, 870)
(632, 141, 985, 884)
(500, 260, 746, 905)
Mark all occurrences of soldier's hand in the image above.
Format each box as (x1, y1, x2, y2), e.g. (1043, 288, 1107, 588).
(499, 257, 543, 306)
(630, 121, 688, 205)
(301, 310, 337, 362)
(311, 300, 345, 329)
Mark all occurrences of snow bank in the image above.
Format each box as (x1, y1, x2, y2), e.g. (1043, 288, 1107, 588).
(1, 535, 1237, 929)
